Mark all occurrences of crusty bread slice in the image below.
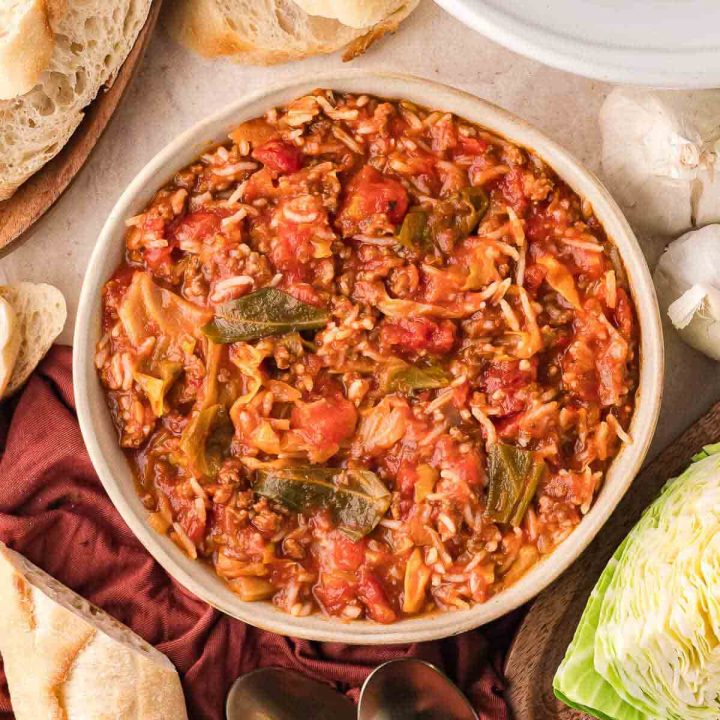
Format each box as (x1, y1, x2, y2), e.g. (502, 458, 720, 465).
(166, 0, 417, 65)
(166, 0, 366, 65)
(0, 0, 153, 201)
(0, 297, 21, 397)
(0, 0, 55, 100)
(0, 282, 66, 397)
(0, 542, 188, 720)
(292, 0, 409, 28)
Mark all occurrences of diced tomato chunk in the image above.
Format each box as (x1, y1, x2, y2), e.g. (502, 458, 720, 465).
(271, 215, 315, 281)
(395, 460, 418, 497)
(171, 212, 222, 247)
(421, 267, 464, 303)
(141, 216, 165, 237)
(494, 412, 523, 439)
(431, 436, 484, 488)
(155, 472, 206, 547)
(282, 282, 324, 308)
(596, 339, 628, 408)
(252, 138, 303, 174)
(109, 264, 137, 288)
(150, 207, 234, 278)
(103, 267, 135, 326)
(457, 135, 489, 156)
(614, 288, 634, 340)
(136, 216, 171, 272)
(455, 451, 484, 489)
(331, 533, 367, 572)
(563, 244, 605, 280)
(452, 381, 470, 409)
(523, 263, 547, 291)
(380, 317, 457, 355)
(291, 392, 357, 456)
(525, 205, 554, 244)
(180, 513, 207, 548)
(338, 165, 409, 234)
(430, 117, 458, 153)
(561, 341, 599, 404)
(144, 245, 174, 273)
(499, 166, 529, 216)
(314, 574, 356, 615)
(480, 359, 537, 416)
(208, 504, 239, 541)
(357, 568, 397, 624)
(243, 168, 278, 202)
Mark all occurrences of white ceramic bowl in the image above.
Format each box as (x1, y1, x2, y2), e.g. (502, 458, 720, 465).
(434, 0, 720, 88)
(74, 71, 663, 644)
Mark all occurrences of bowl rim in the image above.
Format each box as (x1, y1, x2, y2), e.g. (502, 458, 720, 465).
(433, 0, 720, 89)
(73, 70, 664, 644)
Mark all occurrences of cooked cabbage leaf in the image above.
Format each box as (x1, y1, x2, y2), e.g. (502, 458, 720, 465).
(179, 404, 233, 478)
(133, 361, 182, 417)
(554, 443, 720, 720)
(119, 271, 211, 346)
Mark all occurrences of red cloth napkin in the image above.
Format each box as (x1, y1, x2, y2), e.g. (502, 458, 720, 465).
(0, 346, 518, 720)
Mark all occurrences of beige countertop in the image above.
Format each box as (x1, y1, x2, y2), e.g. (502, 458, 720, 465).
(1, 0, 718, 455)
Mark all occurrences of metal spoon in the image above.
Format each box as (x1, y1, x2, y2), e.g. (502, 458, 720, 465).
(226, 667, 356, 720)
(358, 658, 479, 720)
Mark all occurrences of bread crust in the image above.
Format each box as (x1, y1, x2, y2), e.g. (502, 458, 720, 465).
(0, 543, 188, 720)
(342, 2, 419, 61)
(292, 0, 407, 28)
(0, 0, 153, 200)
(0, 0, 55, 100)
(0, 297, 21, 398)
(165, 0, 417, 66)
(0, 283, 66, 398)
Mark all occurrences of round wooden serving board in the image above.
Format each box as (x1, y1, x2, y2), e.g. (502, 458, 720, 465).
(504, 401, 720, 719)
(0, 0, 162, 258)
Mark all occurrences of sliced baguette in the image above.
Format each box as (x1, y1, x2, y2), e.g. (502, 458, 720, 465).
(166, 0, 418, 65)
(0, 0, 55, 100)
(0, 297, 21, 397)
(166, 0, 366, 65)
(0, 542, 188, 720)
(0, 0, 153, 201)
(292, 0, 410, 28)
(0, 282, 66, 397)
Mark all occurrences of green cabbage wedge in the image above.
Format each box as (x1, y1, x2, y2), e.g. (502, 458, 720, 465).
(554, 443, 720, 720)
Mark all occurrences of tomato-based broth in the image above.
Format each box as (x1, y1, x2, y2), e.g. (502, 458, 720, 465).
(96, 91, 638, 623)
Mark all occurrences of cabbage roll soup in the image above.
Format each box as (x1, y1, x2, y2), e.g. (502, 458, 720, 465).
(95, 90, 639, 623)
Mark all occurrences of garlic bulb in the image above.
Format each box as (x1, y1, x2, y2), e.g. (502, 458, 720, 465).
(654, 224, 720, 361)
(600, 88, 720, 238)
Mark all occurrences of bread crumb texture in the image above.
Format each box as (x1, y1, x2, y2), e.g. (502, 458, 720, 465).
(0, 0, 153, 200)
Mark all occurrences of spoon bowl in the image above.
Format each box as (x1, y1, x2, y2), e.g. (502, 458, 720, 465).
(226, 667, 355, 720)
(358, 658, 478, 720)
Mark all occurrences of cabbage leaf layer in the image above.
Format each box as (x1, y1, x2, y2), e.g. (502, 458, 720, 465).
(554, 443, 720, 720)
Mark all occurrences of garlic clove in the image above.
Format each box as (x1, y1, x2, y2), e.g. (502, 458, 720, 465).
(668, 284, 708, 330)
(655, 225, 720, 361)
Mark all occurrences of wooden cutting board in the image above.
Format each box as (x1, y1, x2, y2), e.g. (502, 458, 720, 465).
(0, 0, 162, 258)
(504, 401, 720, 719)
